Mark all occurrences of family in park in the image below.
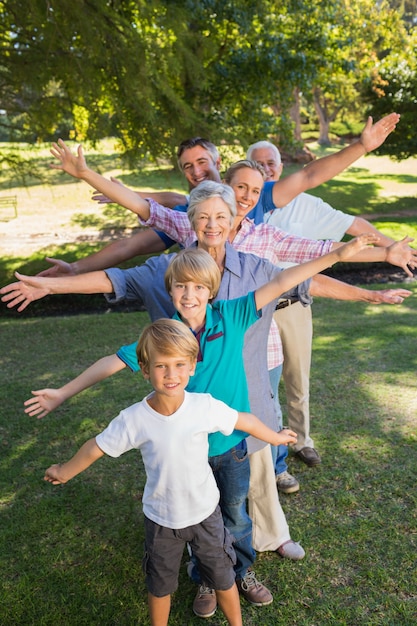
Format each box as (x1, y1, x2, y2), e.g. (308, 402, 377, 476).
(2, 112, 416, 625)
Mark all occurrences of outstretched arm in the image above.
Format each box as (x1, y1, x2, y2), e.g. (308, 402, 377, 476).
(272, 113, 400, 207)
(44, 438, 104, 485)
(309, 273, 412, 304)
(1, 270, 112, 312)
(330, 236, 417, 277)
(37, 230, 167, 278)
(254, 233, 379, 310)
(91, 178, 187, 208)
(236, 413, 298, 446)
(50, 139, 152, 220)
(346, 217, 395, 247)
(24, 354, 126, 418)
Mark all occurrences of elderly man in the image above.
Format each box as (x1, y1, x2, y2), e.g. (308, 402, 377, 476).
(246, 139, 400, 494)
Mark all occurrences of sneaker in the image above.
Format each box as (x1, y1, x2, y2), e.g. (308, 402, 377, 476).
(236, 570, 273, 606)
(295, 447, 321, 467)
(276, 539, 305, 560)
(276, 470, 300, 494)
(193, 584, 217, 618)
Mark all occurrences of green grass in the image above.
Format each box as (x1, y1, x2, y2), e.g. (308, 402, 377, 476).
(1, 288, 417, 625)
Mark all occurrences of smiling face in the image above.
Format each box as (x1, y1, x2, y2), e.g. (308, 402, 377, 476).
(170, 280, 212, 329)
(250, 146, 283, 182)
(227, 167, 265, 217)
(192, 196, 232, 250)
(142, 351, 196, 400)
(179, 146, 222, 189)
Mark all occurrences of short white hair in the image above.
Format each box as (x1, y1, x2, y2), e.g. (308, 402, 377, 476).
(187, 180, 236, 229)
(246, 141, 281, 165)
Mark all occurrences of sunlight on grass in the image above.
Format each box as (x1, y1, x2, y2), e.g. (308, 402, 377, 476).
(362, 375, 417, 425)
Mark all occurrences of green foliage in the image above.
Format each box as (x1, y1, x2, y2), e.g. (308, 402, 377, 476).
(1, 0, 413, 163)
(362, 29, 417, 160)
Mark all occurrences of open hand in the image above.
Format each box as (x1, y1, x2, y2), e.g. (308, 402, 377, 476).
(1, 272, 51, 312)
(385, 236, 417, 277)
(24, 389, 65, 418)
(50, 139, 89, 179)
(37, 257, 76, 278)
(360, 113, 400, 152)
(369, 288, 412, 305)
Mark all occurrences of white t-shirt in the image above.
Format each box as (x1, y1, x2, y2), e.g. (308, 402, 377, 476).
(96, 391, 238, 529)
(264, 192, 354, 268)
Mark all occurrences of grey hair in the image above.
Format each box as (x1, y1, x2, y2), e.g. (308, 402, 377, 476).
(246, 140, 281, 165)
(187, 180, 236, 229)
(177, 137, 219, 170)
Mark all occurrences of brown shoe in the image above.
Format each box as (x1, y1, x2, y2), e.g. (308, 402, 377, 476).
(236, 570, 273, 606)
(193, 584, 217, 618)
(295, 447, 321, 467)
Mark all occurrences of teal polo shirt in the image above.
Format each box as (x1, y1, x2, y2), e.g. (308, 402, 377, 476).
(116, 292, 260, 457)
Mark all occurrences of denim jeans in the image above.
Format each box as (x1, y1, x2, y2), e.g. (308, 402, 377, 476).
(268, 364, 288, 475)
(190, 440, 255, 583)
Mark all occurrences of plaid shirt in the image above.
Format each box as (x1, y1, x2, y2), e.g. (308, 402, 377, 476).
(144, 200, 333, 368)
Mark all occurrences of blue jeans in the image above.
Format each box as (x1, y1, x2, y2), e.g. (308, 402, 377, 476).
(190, 440, 255, 582)
(269, 364, 288, 475)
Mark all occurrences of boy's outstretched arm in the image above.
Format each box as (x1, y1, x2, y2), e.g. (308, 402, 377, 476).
(24, 355, 126, 418)
(272, 113, 400, 207)
(44, 438, 104, 485)
(254, 233, 379, 310)
(236, 413, 297, 446)
(50, 139, 152, 221)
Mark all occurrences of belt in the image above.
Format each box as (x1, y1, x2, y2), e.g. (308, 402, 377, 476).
(275, 297, 299, 310)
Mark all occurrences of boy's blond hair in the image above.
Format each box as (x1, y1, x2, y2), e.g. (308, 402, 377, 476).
(164, 248, 221, 298)
(136, 318, 199, 369)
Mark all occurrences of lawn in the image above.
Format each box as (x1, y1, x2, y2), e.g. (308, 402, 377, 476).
(1, 141, 417, 624)
(1, 292, 416, 625)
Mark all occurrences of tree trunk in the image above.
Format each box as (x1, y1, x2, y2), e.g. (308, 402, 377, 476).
(290, 87, 302, 142)
(313, 88, 331, 146)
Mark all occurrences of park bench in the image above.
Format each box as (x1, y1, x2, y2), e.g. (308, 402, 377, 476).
(0, 195, 18, 220)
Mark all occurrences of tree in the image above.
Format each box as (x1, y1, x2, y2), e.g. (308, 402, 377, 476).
(0, 0, 412, 163)
(362, 27, 417, 159)
(0, 0, 315, 159)
(279, 0, 407, 146)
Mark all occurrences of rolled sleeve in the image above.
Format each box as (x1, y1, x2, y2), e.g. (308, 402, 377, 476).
(103, 268, 129, 304)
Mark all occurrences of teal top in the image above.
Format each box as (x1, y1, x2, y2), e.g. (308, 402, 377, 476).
(116, 292, 260, 457)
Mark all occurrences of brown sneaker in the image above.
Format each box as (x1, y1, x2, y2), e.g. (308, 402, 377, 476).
(193, 584, 217, 618)
(236, 570, 273, 606)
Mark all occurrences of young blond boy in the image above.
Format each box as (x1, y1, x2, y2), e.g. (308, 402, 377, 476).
(44, 318, 297, 626)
